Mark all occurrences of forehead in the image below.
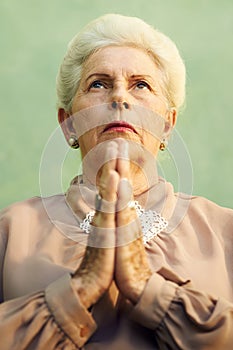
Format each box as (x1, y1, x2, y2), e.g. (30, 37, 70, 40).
(81, 45, 161, 78)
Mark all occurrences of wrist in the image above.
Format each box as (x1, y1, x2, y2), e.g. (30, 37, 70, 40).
(72, 275, 99, 309)
(128, 273, 152, 304)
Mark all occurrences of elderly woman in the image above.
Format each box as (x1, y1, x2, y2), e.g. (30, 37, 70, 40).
(0, 14, 233, 350)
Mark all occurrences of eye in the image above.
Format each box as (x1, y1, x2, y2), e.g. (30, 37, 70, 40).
(135, 81, 150, 90)
(89, 80, 106, 89)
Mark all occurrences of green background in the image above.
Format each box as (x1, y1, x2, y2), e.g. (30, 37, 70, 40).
(1, 0, 233, 209)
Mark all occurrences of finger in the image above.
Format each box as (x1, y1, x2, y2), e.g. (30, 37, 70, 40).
(91, 171, 117, 247)
(116, 139, 130, 179)
(99, 169, 119, 203)
(97, 141, 119, 199)
(117, 177, 133, 213)
(101, 141, 118, 176)
(91, 173, 117, 245)
(116, 178, 142, 246)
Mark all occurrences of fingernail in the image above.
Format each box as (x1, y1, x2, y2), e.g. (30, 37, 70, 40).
(120, 178, 132, 193)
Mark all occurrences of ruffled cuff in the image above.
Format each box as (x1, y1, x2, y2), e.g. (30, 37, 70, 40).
(129, 272, 177, 329)
(45, 273, 97, 348)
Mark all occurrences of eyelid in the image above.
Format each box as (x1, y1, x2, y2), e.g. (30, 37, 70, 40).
(133, 80, 152, 90)
(89, 80, 104, 88)
(88, 79, 111, 90)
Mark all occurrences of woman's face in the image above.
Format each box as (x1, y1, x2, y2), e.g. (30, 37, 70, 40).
(67, 46, 176, 158)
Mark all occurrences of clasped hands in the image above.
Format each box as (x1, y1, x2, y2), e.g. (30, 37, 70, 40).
(73, 139, 152, 309)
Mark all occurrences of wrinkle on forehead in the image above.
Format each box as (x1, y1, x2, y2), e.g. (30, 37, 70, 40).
(80, 45, 164, 87)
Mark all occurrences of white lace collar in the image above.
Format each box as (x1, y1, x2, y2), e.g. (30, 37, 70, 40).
(80, 200, 168, 244)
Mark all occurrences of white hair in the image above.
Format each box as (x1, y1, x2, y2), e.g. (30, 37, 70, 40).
(56, 14, 186, 112)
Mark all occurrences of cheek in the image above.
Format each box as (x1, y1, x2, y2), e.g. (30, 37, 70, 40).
(143, 95, 167, 116)
(72, 91, 108, 115)
(72, 96, 88, 114)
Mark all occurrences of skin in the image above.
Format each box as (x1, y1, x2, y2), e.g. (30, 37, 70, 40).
(58, 46, 177, 308)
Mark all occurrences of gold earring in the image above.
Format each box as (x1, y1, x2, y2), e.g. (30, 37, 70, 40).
(159, 139, 167, 151)
(68, 135, 79, 149)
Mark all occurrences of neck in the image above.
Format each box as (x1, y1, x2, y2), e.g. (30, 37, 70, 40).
(81, 159, 159, 198)
(127, 161, 159, 197)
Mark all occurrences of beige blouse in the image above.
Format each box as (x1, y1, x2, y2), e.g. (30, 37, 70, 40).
(0, 177, 233, 349)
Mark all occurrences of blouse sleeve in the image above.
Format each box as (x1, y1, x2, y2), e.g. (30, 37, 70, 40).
(0, 205, 97, 350)
(129, 272, 233, 349)
(0, 273, 97, 349)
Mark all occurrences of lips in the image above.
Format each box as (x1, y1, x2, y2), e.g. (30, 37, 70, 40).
(103, 121, 137, 134)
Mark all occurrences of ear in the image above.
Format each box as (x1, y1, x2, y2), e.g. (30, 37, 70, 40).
(58, 108, 76, 143)
(163, 107, 177, 139)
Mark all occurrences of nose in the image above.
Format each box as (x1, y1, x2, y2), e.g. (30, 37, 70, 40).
(111, 101, 129, 110)
(110, 83, 131, 110)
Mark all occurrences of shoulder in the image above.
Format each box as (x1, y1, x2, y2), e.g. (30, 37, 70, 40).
(188, 194, 233, 218)
(180, 193, 233, 239)
(0, 194, 80, 240)
(156, 179, 233, 235)
(0, 194, 66, 226)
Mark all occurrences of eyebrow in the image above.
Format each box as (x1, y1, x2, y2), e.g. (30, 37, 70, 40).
(85, 73, 111, 83)
(130, 74, 154, 81)
(85, 73, 154, 83)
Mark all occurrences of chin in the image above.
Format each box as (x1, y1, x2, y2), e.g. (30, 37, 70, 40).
(100, 131, 141, 143)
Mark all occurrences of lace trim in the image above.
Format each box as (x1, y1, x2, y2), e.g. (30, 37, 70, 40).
(80, 200, 168, 244)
